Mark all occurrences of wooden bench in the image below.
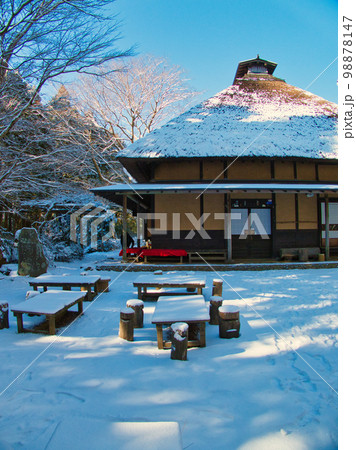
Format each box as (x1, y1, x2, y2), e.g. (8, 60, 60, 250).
(11, 291, 86, 335)
(280, 247, 320, 261)
(187, 250, 227, 263)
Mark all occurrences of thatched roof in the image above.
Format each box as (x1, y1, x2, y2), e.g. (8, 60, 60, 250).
(119, 70, 337, 161)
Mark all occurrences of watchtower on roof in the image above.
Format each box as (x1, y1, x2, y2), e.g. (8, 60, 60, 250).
(233, 55, 278, 84)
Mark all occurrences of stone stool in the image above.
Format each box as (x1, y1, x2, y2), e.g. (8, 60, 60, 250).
(119, 308, 135, 341)
(126, 299, 144, 328)
(0, 303, 9, 329)
(96, 277, 111, 293)
(212, 279, 223, 297)
(209, 296, 223, 325)
(218, 305, 240, 339)
(170, 322, 188, 361)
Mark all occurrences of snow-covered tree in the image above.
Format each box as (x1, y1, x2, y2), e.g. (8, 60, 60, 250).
(47, 85, 126, 186)
(70, 55, 200, 144)
(0, 0, 132, 139)
(0, 81, 126, 212)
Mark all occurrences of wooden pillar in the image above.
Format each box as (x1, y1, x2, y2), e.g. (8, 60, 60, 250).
(325, 195, 330, 261)
(156, 324, 164, 349)
(225, 194, 232, 262)
(48, 316, 56, 335)
(15, 313, 24, 333)
(122, 195, 128, 262)
(136, 214, 141, 248)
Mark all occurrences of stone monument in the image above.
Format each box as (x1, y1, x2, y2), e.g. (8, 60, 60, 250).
(17, 228, 48, 277)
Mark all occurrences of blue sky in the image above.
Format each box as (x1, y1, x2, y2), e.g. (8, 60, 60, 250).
(113, 0, 338, 104)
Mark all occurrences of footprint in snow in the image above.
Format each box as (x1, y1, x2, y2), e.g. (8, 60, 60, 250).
(55, 392, 86, 403)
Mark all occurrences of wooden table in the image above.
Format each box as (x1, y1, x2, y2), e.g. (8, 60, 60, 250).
(133, 274, 206, 300)
(29, 275, 102, 301)
(11, 291, 86, 335)
(151, 294, 210, 349)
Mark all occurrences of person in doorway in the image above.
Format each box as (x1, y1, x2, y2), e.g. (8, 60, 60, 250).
(120, 232, 135, 249)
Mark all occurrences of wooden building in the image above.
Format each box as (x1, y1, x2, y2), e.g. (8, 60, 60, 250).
(92, 56, 337, 261)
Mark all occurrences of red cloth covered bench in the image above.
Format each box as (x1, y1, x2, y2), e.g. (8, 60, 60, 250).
(119, 248, 187, 263)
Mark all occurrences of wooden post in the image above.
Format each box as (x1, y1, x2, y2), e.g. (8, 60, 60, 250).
(15, 313, 24, 333)
(170, 322, 188, 360)
(0, 303, 9, 329)
(119, 308, 134, 341)
(122, 195, 128, 262)
(171, 333, 188, 360)
(225, 194, 232, 262)
(212, 279, 223, 296)
(137, 286, 143, 300)
(126, 299, 144, 328)
(325, 195, 330, 261)
(136, 213, 141, 248)
(156, 324, 164, 349)
(48, 315, 56, 335)
(77, 300, 83, 315)
(209, 296, 223, 325)
(199, 322, 206, 347)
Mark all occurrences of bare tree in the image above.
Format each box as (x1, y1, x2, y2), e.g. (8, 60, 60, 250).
(46, 85, 127, 186)
(0, 74, 59, 209)
(0, 82, 127, 211)
(70, 55, 200, 144)
(0, 0, 133, 139)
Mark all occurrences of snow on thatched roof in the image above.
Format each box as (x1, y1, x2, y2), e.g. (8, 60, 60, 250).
(119, 76, 337, 160)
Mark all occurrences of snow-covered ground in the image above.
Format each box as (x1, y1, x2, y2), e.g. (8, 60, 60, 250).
(0, 252, 338, 449)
